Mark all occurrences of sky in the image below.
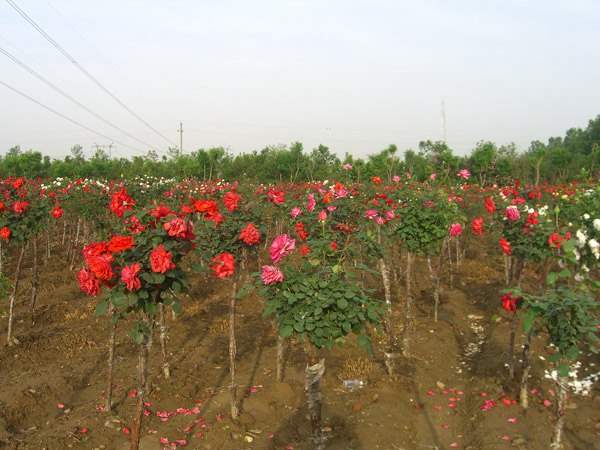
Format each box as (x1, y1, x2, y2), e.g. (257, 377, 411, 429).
(0, 0, 599, 160)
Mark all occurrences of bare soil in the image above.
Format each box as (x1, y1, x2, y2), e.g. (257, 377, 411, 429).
(0, 242, 598, 450)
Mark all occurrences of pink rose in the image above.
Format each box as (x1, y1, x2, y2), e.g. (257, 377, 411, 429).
(261, 265, 284, 285)
(269, 234, 296, 264)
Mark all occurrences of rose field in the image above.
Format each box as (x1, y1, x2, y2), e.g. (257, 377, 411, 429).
(0, 173, 598, 450)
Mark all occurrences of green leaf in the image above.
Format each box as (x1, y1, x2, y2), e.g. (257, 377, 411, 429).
(172, 300, 182, 316)
(280, 325, 293, 338)
(546, 272, 558, 285)
(557, 363, 570, 377)
(357, 334, 373, 356)
(95, 300, 108, 316)
(337, 298, 349, 309)
(523, 310, 536, 333)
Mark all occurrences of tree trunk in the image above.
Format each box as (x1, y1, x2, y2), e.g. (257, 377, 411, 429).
(379, 255, 399, 375)
(7, 244, 26, 346)
(304, 343, 325, 450)
(30, 236, 39, 324)
(507, 258, 524, 379)
(158, 303, 170, 379)
(550, 376, 568, 449)
(427, 256, 441, 322)
(519, 329, 533, 409)
(229, 276, 239, 419)
(69, 219, 81, 270)
(45, 223, 51, 264)
(105, 304, 117, 412)
(402, 251, 414, 357)
(130, 327, 150, 450)
(276, 334, 285, 382)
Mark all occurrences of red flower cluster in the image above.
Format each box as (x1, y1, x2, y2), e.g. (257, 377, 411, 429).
(163, 217, 193, 239)
(107, 235, 135, 253)
(12, 201, 29, 214)
(267, 188, 285, 205)
(121, 263, 142, 291)
(484, 196, 496, 214)
(194, 199, 223, 224)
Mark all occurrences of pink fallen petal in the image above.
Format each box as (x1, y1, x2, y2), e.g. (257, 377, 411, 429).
(122, 427, 131, 435)
(441, 423, 449, 429)
(457, 390, 464, 396)
(501, 398, 512, 406)
(128, 389, 138, 398)
(530, 388, 539, 395)
(450, 443, 459, 448)
(160, 437, 169, 444)
(144, 401, 153, 407)
(57, 403, 65, 409)
(543, 399, 552, 407)
(548, 389, 556, 397)
(479, 392, 487, 397)
(501, 435, 510, 441)
(143, 409, 152, 416)
(480, 400, 497, 411)
(433, 405, 442, 411)
(426, 390, 435, 396)
(190, 406, 201, 414)
(448, 402, 457, 409)
(78, 427, 89, 434)
(174, 439, 188, 446)
(507, 417, 518, 424)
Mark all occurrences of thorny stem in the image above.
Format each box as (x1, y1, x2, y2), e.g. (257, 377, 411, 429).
(7, 244, 26, 346)
(105, 303, 117, 412)
(229, 274, 239, 419)
(158, 303, 170, 379)
(30, 236, 39, 324)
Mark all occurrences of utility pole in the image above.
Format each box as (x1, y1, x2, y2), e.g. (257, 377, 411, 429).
(177, 122, 183, 153)
(441, 100, 447, 143)
(108, 142, 114, 158)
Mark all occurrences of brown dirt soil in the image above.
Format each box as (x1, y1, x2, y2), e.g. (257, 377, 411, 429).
(0, 242, 599, 450)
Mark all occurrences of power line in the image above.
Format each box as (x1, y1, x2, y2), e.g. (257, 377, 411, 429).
(5, 0, 177, 147)
(0, 46, 156, 150)
(0, 79, 145, 154)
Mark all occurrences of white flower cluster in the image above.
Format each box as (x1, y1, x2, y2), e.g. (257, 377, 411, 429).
(544, 361, 599, 396)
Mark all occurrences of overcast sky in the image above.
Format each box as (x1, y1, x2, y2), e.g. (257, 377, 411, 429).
(1, 0, 599, 159)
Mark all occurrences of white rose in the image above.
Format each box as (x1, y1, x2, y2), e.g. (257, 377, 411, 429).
(594, 219, 600, 231)
(583, 213, 591, 220)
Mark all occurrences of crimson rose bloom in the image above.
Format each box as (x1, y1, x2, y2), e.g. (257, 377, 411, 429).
(211, 252, 235, 278)
(471, 217, 484, 236)
(121, 263, 142, 291)
(484, 196, 496, 214)
(163, 217, 189, 238)
(83, 241, 109, 262)
(261, 265, 284, 285)
(87, 254, 114, 281)
(108, 235, 135, 253)
(51, 206, 64, 219)
(0, 226, 11, 240)
(109, 188, 135, 217)
(499, 238, 512, 255)
(295, 222, 309, 241)
(223, 191, 240, 212)
(501, 293, 520, 314)
(547, 232, 563, 248)
(12, 201, 29, 214)
(12, 177, 24, 189)
(239, 223, 260, 245)
(150, 244, 176, 273)
(78, 268, 100, 296)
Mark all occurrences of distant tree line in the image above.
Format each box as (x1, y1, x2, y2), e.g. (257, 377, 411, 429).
(1, 115, 598, 184)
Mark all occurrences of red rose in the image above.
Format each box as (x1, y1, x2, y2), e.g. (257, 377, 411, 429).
(300, 244, 310, 256)
(499, 238, 512, 256)
(471, 217, 484, 236)
(295, 222, 309, 241)
(0, 226, 11, 240)
(267, 188, 285, 205)
(223, 191, 240, 212)
(121, 263, 142, 291)
(548, 232, 563, 249)
(51, 206, 64, 219)
(77, 268, 100, 296)
(163, 217, 189, 238)
(107, 235, 135, 253)
(83, 242, 109, 262)
(109, 188, 135, 217)
(194, 200, 218, 215)
(239, 223, 260, 245)
(126, 215, 146, 234)
(501, 293, 520, 314)
(150, 205, 172, 219)
(87, 254, 114, 281)
(211, 252, 235, 278)
(12, 177, 24, 190)
(150, 244, 176, 273)
(12, 201, 29, 214)
(330, 241, 338, 251)
(484, 196, 496, 214)
(371, 176, 383, 185)
(0, 201, 5, 212)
